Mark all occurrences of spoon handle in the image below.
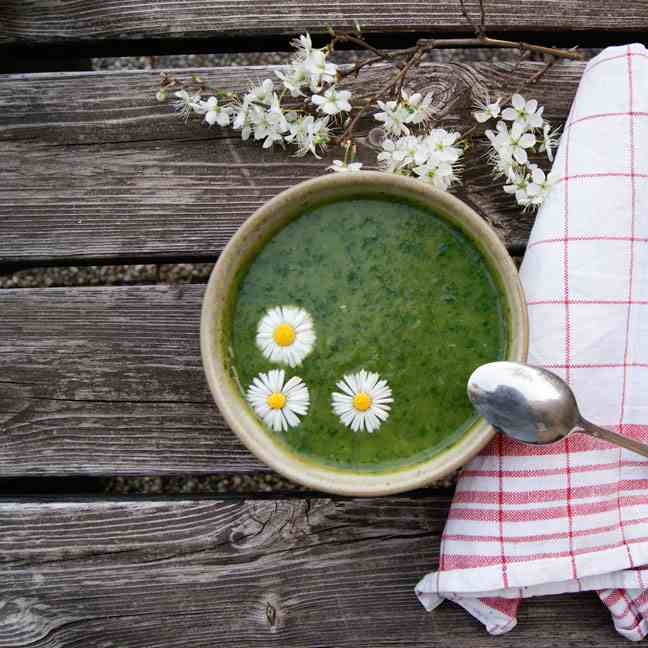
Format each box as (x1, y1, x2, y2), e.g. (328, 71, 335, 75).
(579, 420, 648, 458)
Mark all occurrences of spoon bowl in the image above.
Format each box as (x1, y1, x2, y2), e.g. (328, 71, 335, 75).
(468, 361, 581, 444)
(468, 361, 648, 458)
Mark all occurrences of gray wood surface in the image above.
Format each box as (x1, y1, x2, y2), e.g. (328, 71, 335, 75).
(0, 284, 268, 475)
(3, 0, 647, 46)
(0, 60, 584, 266)
(0, 495, 625, 647)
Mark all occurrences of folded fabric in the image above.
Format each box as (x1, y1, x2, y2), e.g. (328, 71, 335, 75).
(416, 43, 648, 640)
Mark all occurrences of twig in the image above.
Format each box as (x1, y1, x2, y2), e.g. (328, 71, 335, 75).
(413, 37, 585, 60)
(337, 54, 389, 80)
(514, 56, 558, 93)
(394, 47, 424, 99)
(331, 33, 402, 66)
(478, 0, 486, 36)
(459, 0, 485, 37)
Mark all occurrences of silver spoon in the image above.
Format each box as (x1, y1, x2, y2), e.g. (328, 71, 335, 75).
(467, 361, 648, 458)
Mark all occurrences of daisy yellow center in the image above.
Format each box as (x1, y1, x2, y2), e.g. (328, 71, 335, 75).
(352, 392, 372, 412)
(273, 323, 296, 347)
(266, 392, 286, 409)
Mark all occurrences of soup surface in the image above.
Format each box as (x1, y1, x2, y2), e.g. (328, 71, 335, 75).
(228, 196, 507, 471)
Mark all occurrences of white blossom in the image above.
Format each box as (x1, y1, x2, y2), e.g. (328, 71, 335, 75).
(304, 50, 337, 91)
(503, 167, 531, 206)
(286, 115, 331, 158)
(473, 98, 501, 123)
(173, 89, 202, 121)
(275, 61, 310, 97)
(401, 89, 434, 124)
(377, 138, 410, 173)
(251, 95, 289, 148)
(244, 79, 275, 106)
(539, 122, 560, 162)
(290, 33, 315, 59)
(525, 164, 558, 206)
(232, 102, 264, 140)
(490, 120, 535, 164)
(413, 160, 458, 190)
(328, 160, 363, 173)
(194, 96, 231, 127)
(311, 87, 352, 115)
(374, 100, 411, 136)
(417, 129, 462, 164)
(502, 94, 544, 130)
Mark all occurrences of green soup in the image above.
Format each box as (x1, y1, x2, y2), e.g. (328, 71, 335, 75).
(227, 196, 508, 472)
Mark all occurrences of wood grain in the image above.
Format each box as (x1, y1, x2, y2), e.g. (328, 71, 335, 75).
(0, 61, 583, 266)
(3, 0, 648, 46)
(0, 284, 267, 475)
(0, 495, 626, 647)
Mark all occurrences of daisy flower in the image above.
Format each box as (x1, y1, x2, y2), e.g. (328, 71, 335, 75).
(247, 369, 310, 432)
(331, 370, 393, 433)
(256, 305, 316, 367)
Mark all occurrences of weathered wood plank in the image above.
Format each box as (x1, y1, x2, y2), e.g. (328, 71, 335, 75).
(2, 0, 647, 47)
(0, 495, 625, 647)
(0, 284, 268, 475)
(0, 61, 583, 265)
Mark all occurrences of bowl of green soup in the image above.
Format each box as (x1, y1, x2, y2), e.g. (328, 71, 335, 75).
(201, 171, 528, 495)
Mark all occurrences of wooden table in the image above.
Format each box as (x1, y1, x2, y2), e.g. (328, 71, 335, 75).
(1, 2, 646, 645)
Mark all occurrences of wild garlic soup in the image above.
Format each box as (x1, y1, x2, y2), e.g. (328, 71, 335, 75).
(227, 196, 507, 472)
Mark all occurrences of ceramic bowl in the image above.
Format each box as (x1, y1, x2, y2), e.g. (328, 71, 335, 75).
(201, 172, 528, 496)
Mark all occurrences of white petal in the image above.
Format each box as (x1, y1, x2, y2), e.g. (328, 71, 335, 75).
(283, 408, 301, 428)
(511, 94, 525, 110)
(513, 147, 528, 164)
(519, 132, 536, 148)
(501, 107, 517, 121)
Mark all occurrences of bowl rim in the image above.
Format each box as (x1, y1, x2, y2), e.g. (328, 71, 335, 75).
(201, 171, 528, 496)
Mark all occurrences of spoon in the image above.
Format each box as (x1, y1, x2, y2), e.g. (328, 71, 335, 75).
(467, 361, 648, 458)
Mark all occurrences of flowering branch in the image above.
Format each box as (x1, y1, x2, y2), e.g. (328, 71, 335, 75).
(155, 13, 586, 210)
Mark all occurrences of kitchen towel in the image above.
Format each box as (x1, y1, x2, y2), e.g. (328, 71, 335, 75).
(416, 43, 648, 640)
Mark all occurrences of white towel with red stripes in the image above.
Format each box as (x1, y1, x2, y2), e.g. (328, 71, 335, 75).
(415, 44, 648, 640)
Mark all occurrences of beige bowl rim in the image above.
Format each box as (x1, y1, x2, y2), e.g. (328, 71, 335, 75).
(200, 171, 528, 496)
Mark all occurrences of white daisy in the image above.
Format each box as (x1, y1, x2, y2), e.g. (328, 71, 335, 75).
(247, 369, 310, 432)
(331, 370, 393, 433)
(256, 305, 316, 367)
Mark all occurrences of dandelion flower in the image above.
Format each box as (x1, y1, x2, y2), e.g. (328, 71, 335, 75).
(332, 370, 393, 433)
(256, 306, 316, 367)
(247, 369, 310, 432)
